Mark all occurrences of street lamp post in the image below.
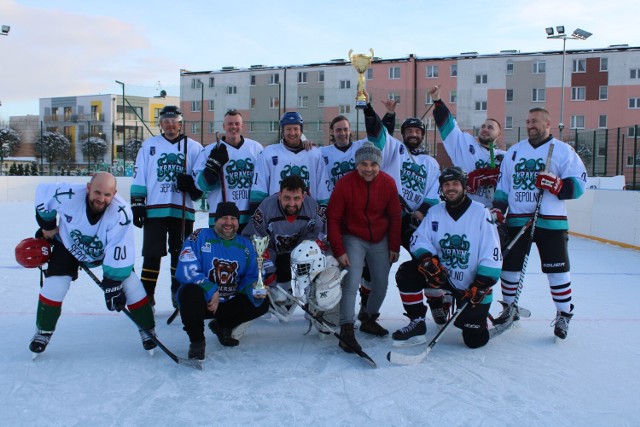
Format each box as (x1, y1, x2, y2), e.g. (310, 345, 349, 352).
(115, 80, 125, 171)
(546, 26, 592, 141)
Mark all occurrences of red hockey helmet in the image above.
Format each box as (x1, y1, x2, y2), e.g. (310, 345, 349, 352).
(15, 238, 51, 268)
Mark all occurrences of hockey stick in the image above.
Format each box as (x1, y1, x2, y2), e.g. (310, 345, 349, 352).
(167, 135, 189, 325)
(275, 284, 377, 368)
(79, 263, 202, 370)
(387, 300, 469, 365)
(496, 143, 555, 323)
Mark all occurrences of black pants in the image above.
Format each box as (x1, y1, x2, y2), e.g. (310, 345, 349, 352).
(178, 285, 268, 343)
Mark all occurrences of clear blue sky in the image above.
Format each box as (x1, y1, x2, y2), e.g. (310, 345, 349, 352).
(1, 0, 637, 120)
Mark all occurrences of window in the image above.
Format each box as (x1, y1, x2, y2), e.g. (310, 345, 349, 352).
(475, 74, 488, 84)
(339, 105, 351, 114)
(208, 77, 215, 87)
(506, 89, 514, 102)
(191, 122, 200, 134)
(426, 65, 439, 78)
(318, 95, 325, 107)
(571, 87, 586, 101)
(629, 126, 639, 137)
(631, 69, 640, 79)
(226, 86, 237, 95)
(505, 116, 513, 129)
(475, 101, 487, 111)
(339, 80, 351, 89)
(598, 115, 608, 128)
(570, 115, 585, 129)
(450, 64, 458, 77)
(425, 118, 434, 131)
(506, 62, 514, 75)
(249, 122, 255, 132)
(599, 86, 608, 100)
(269, 121, 279, 132)
(269, 97, 279, 109)
(64, 107, 72, 121)
(297, 96, 309, 108)
(449, 90, 457, 103)
(191, 101, 201, 112)
(366, 68, 373, 80)
(250, 75, 256, 86)
(532, 61, 546, 74)
(316, 120, 322, 132)
(532, 88, 546, 102)
(600, 58, 608, 72)
(269, 73, 280, 85)
(298, 72, 308, 84)
(629, 98, 640, 109)
(208, 122, 215, 133)
(250, 98, 256, 109)
(425, 92, 434, 105)
(318, 70, 325, 82)
(573, 59, 586, 73)
(389, 66, 401, 79)
(389, 92, 400, 103)
(190, 79, 199, 89)
(208, 100, 215, 111)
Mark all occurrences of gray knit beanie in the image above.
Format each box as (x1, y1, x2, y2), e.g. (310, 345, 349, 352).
(355, 142, 382, 165)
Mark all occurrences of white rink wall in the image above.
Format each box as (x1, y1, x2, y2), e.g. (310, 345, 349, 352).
(1, 175, 638, 248)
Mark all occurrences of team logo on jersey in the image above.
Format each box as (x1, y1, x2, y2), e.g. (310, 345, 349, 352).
(399, 145, 405, 155)
(431, 221, 439, 232)
(209, 258, 239, 297)
(513, 157, 545, 190)
(271, 156, 279, 166)
(64, 214, 73, 223)
(156, 152, 185, 182)
(469, 145, 476, 155)
(179, 247, 197, 262)
(225, 158, 254, 190)
(280, 165, 310, 191)
(330, 160, 355, 185)
(323, 155, 329, 165)
(53, 187, 75, 203)
(150, 147, 156, 156)
(439, 233, 470, 269)
(201, 242, 211, 253)
(118, 205, 131, 226)
(69, 229, 104, 259)
(400, 161, 427, 203)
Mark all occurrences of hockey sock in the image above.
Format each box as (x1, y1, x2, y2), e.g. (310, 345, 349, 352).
(141, 257, 161, 300)
(35, 297, 62, 332)
(500, 271, 521, 303)
(547, 272, 572, 313)
(128, 297, 155, 330)
(399, 291, 427, 320)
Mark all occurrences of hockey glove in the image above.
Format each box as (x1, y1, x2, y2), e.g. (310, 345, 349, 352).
(417, 255, 448, 288)
(535, 171, 563, 196)
(101, 278, 126, 311)
(490, 208, 505, 225)
(203, 143, 229, 185)
(467, 166, 500, 193)
(176, 173, 203, 200)
(464, 277, 494, 305)
(131, 196, 146, 229)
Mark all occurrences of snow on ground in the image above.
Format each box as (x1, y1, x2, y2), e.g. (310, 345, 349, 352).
(0, 201, 639, 426)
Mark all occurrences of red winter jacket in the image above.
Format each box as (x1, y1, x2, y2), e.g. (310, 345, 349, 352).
(327, 170, 401, 258)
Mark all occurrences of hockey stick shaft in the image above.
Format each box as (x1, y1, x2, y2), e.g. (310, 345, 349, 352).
(80, 264, 202, 370)
(275, 285, 377, 368)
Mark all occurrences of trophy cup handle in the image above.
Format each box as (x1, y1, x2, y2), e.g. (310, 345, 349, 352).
(348, 49, 354, 62)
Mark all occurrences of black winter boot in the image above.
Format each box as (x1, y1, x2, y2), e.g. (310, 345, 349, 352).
(359, 313, 389, 336)
(339, 323, 362, 353)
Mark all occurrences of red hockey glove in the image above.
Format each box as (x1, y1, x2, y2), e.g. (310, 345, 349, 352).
(467, 167, 500, 193)
(535, 171, 563, 196)
(490, 208, 505, 225)
(417, 255, 448, 288)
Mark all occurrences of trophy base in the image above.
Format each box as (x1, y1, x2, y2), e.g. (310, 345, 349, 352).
(355, 100, 367, 109)
(253, 288, 268, 298)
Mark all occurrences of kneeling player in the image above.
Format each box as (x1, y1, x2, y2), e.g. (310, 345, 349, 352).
(393, 167, 502, 348)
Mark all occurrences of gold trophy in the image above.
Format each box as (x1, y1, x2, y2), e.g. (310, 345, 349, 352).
(349, 48, 374, 109)
(251, 235, 270, 298)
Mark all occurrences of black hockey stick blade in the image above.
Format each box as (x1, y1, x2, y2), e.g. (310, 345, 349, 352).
(167, 308, 180, 325)
(79, 264, 202, 370)
(275, 285, 377, 368)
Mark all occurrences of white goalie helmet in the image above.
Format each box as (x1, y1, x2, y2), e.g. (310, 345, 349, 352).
(290, 240, 327, 289)
(313, 267, 345, 310)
